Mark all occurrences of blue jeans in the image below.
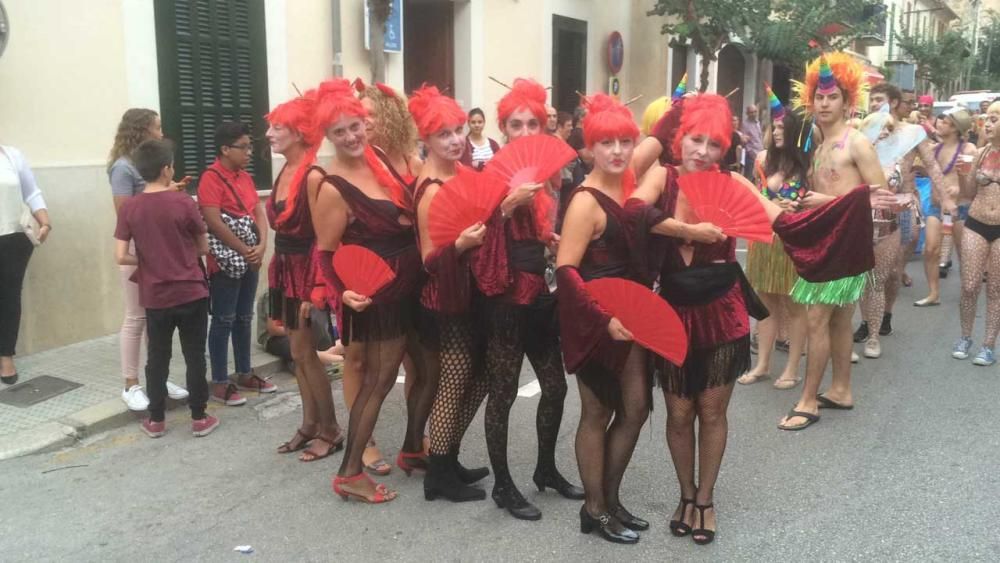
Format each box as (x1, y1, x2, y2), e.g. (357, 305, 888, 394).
(208, 269, 259, 383)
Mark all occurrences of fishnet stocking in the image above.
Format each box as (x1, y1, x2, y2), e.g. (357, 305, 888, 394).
(575, 344, 650, 514)
(337, 334, 407, 477)
(959, 228, 1000, 345)
(664, 382, 736, 512)
(860, 230, 902, 339)
(428, 316, 481, 454)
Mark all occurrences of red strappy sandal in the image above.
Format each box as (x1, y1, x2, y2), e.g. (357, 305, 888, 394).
(332, 473, 397, 504)
(395, 451, 428, 476)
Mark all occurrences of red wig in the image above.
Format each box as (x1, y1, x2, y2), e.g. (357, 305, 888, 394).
(407, 84, 467, 138)
(312, 78, 368, 134)
(496, 78, 548, 130)
(266, 91, 323, 229)
(581, 93, 640, 147)
(671, 94, 733, 163)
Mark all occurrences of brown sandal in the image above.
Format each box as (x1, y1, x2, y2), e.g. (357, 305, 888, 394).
(299, 432, 345, 462)
(277, 428, 314, 454)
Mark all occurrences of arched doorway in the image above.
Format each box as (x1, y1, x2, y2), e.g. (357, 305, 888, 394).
(716, 44, 745, 118)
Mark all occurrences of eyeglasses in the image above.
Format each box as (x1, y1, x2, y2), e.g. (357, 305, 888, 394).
(228, 143, 254, 152)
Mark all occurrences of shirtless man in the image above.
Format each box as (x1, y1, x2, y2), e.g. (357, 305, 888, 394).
(917, 109, 977, 306)
(779, 53, 888, 431)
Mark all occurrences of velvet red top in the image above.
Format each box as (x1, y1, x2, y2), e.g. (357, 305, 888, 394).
(323, 176, 422, 306)
(656, 167, 749, 349)
(472, 204, 547, 305)
(557, 187, 642, 374)
(266, 165, 320, 300)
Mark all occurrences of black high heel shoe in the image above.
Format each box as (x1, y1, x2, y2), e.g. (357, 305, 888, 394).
(611, 503, 649, 531)
(669, 498, 695, 537)
(1, 373, 18, 385)
(492, 483, 542, 521)
(532, 467, 585, 500)
(692, 503, 716, 545)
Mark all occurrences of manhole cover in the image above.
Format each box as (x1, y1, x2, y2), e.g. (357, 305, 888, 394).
(0, 375, 82, 408)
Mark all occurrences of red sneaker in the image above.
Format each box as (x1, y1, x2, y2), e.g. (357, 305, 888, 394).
(235, 373, 277, 394)
(211, 383, 247, 406)
(141, 419, 166, 438)
(192, 415, 220, 437)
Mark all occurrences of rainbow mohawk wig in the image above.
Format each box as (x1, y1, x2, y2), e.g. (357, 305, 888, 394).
(765, 83, 786, 122)
(791, 51, 866, 115)
(672, 73, 689, 101)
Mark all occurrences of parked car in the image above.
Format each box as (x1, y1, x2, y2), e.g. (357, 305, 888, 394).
(948, 91, 1000, 112)
(933, 101, 957, 117)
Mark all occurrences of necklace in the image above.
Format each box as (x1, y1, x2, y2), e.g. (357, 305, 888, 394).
(935, 142, 962, 175)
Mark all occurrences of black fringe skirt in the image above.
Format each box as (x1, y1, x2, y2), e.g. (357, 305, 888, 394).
(657, 335, 751, 398)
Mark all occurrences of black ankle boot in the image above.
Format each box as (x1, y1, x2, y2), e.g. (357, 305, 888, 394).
(579, 505, 639, 544)
(423, 454, 486, 502)
(533, 466, 584, 500)
(450, 447, 489, 484)
(879, 313, 893, 336)
(492, 479, 542, 521)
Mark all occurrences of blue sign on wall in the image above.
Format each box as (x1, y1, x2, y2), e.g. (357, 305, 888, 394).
(365, 0, 403, 53)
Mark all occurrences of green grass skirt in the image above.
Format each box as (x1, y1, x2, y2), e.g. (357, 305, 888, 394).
(789, 272, 868, 306)
(746, 235, 799, 295)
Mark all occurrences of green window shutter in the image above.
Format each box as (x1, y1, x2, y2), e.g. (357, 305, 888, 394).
(154, 0, 271, 191)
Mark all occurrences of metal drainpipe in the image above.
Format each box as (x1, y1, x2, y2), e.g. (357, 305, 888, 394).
(331, 0, 343, 77)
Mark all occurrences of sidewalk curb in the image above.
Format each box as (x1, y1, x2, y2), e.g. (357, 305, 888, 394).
(0, 356, 286, 462)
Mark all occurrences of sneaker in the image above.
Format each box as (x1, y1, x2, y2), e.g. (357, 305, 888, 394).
(141, 418, 166, 438)
(939, 267, 949, 279)
(774, 339, 790, 353)
(750, 332, 759, 355)
(122, 385, 150, 411)
(952, 337, 973, 360)
(972, 346, 996, 366)
(863, 338, 882, 359)
(235, 373, 277, 394)
(166, 381, 189, 400)
(853, 322, 869, 343)
(192, 415, 220, 437)
(851, 351, 859, 363)
(879, 313, 893, 336)
(211, 383, 247, 406)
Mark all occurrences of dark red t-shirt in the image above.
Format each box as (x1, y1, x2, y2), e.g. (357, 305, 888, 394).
(197, 159, 261, 275)
(114, 190, 209, 309)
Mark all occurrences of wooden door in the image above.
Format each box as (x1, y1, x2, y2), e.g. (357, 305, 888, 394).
(404, 0, 454, 95)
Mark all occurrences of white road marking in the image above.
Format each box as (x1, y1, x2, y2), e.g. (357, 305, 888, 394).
(517, 379, 541, 398)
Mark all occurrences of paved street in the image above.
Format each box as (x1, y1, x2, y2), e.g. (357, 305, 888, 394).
(1, 268, 999, 562)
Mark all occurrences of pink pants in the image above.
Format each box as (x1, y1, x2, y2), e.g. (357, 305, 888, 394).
(119, 265, 146, 380)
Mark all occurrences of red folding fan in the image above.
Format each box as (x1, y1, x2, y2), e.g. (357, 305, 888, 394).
(677, 171, 773, 243)
(584, 278, 688, 366)
(332, 245, 396, 297)
(485, 134, 578, 190)
(427, 168, 508, 248)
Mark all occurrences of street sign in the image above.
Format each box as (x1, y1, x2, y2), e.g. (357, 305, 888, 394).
(364, 0, 403, 53)
(609, 76, 621, 97)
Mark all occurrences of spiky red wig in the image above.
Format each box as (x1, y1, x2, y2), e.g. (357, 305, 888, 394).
(581, 93, 640, 147)
(671, 94, 733, 163)
(407, 84, 467, 138)
(496, 78, 548, 130)
(266, 91, 324, 228)
(792, 51, 866, 114)
(312, 78, 368, 133)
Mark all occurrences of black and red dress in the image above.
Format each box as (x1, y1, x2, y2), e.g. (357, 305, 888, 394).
(267, 165, 322, 329)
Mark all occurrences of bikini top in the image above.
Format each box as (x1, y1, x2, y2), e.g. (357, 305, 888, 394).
(755, 160, 806, 201)
(975, 147, 1000, 186)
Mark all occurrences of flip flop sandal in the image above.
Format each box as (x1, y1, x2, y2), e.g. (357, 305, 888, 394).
(737, 371, 768, 385)
(364, 457, 392, 476)
(773, 377, 801, 390)
(817, 394, 854, 410)
(778, 409, 819, 431)
(913, 298, 941, 307)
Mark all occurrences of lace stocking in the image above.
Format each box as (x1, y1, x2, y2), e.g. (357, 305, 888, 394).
(526, 326, 568, 473)
(483, 309, 525, 487)
(960, 228, 1000, 345)
(860, 230, 902, 336)
(337, 334, 407, 477)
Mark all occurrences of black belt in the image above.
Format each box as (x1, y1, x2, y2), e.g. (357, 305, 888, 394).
(274, 234, 312, 255)
(510, 240, 546, 275)
(357, 231, 416, 259)
(659, 262, 769, 320)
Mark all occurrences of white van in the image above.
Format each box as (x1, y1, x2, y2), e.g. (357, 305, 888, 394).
(948, 91, 1000, 112)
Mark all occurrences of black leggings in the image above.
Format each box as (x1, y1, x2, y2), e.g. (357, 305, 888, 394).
(0, 233, 33, 356)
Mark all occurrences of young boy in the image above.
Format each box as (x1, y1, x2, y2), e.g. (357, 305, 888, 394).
(114, 139, 218, 438)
